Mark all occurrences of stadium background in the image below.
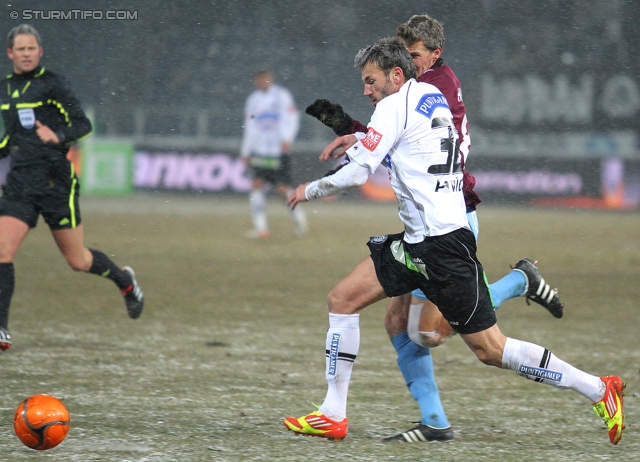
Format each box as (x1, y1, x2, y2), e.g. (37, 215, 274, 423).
(1, 0, 639, 207)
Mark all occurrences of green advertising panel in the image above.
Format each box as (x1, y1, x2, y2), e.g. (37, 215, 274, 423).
(81, 140, 134, 196)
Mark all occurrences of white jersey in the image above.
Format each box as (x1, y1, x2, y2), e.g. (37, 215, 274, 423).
(306, 79, 468, 243)
(240, 83, 300, 158)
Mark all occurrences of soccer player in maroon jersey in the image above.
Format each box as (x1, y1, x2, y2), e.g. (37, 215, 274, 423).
(304, 14, 563, 442)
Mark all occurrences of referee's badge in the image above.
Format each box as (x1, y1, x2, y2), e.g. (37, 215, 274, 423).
(18, 108, 36, 129)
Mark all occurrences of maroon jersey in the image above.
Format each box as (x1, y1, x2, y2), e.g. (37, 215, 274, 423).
(350, 60, 481, 209)
(420, 61, 480, 209)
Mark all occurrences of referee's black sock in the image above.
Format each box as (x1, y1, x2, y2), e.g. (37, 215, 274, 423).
(0, 262, 15, 329)
(88, 249, 132, 290)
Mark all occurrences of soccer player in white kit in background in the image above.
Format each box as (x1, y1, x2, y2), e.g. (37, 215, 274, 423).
(240, 69, 307, 239)
(283, 37, 625, 445)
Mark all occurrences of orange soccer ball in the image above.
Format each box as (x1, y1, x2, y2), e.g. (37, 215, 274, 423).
(13, 394, 70, 450)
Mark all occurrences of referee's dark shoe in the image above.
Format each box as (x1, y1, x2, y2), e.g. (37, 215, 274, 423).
(0, 327, 12, 351)
(512, 258, 564, 318)
(121, 266, 144, 319)
(383, 424, 453, 442)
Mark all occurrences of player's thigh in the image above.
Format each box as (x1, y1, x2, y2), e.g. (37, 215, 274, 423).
(459, 324, 507, 367)
(418, 298, 446, 332)
(0, 215, 31, 261)
(328, 256, 387, 315)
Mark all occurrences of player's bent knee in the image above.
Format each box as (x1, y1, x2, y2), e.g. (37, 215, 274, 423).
(326, 289, 346, 314)
(66, 257, 90, 272)
(470, 347, 502, 367)
(409, 330, 446, 348)
(326, 287, 362, 315)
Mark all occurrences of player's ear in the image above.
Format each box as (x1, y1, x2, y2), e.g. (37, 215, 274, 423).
(393, 67, 403, 84)
(39, 47, 43, 58)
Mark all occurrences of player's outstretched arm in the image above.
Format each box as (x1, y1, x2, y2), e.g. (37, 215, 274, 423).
(287, 182, 310, 210)
(319, 135, 358, 161)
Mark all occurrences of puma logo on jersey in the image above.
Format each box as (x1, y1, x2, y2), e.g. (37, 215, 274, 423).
(416, 93, 450, 118)
(435, 177, 463, 192)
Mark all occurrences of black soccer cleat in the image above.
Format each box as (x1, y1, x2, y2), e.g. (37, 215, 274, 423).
(0, 326, 12, 352)
(121, 266, 144, 319)
(512, 258, 564, 319)
(383, 424, 453, 442)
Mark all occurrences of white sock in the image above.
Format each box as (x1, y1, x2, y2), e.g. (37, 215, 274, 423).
(287, 188, 308, 234)
(502, 337, 604, 402)
(249, 189, 267, 232)
(319, 313, 360, 420)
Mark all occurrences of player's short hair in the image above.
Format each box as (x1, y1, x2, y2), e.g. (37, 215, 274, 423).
(253, 68, 273, 78)
(7, 24, 42, 49)
(354, 37, 417, 80)
(396, 14, 445, 51)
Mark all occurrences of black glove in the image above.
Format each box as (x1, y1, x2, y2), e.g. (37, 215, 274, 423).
(305, 99, 353, 136)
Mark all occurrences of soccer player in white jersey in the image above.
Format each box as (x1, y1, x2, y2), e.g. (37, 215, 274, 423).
(240, 69, 307, 239)
(306, 14, 564, 442)
(282, 37, 625, 445)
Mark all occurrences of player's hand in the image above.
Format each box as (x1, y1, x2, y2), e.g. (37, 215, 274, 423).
(305, 99, 353, 136)
(287, 182, 309, 210)
(319, 135, 357, 161)
(281, 142, 291, 153)
(35, 121, 60, 144)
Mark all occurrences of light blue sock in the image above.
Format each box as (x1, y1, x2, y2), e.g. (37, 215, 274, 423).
(391, 332, 450, 428)
(489, 270, 527, 309)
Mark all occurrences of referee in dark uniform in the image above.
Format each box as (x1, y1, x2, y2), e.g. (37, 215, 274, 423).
(0, 24, 144, 352)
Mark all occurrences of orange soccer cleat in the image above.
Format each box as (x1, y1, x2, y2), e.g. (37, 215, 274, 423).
(283, 410, 348, 441)
(593, 375, 626, 445)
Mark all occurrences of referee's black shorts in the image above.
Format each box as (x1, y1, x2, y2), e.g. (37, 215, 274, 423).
(367, 228, 496, 334)
(0, 164, 82, 230)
